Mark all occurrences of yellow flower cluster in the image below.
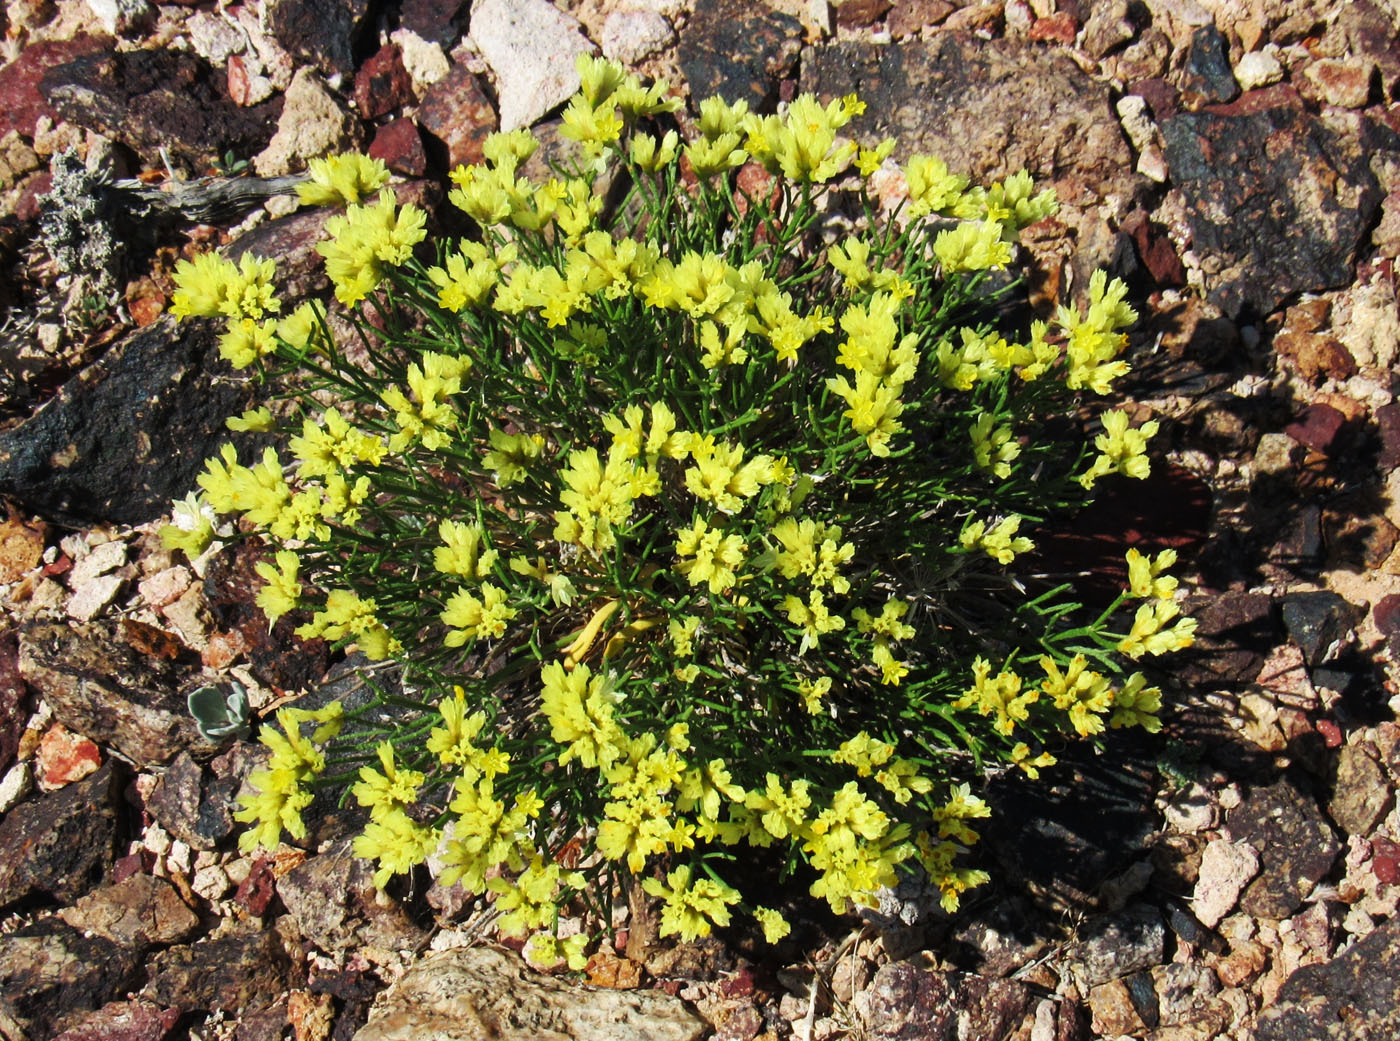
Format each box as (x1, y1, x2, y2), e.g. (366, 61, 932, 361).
(1060, 269, 1137, 393)
(1079, 409, 1160, 489)
(318, 188, 427, 306)
(234, 702, 343, 852)
(826, 290, 921, 456)
(960, 515, 1034, 564)
(297, 153, 391, 207)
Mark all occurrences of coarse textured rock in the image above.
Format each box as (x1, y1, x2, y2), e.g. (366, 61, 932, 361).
(1327, 0, 1400, 97)
(1274, 329, 1358, 384)
(0, 317, 258, 527)
(1192, 838, 1261, 929)
(1333, 280, 1400, 371)
(253, 66, 361, 177)
(1280, 590, 1359, 667)
(353, 946, 708, 1041)
(1227, 776, 1342, 920)
(278, 841, 429, 954)
(369, 118, 429, 176)
(1235, 49, 1284, 90)
(185, 9, 247, 66)
(17, 621, 204, 767)
(947, 895, 1047, 977)
(224, 205, 333, 305)
(0, 759, 123, 907)
(1175, 591, 1276, 685)
(0, 917, 145, 1040)
(853, 960, 1035, 1041)
(1301, 58, 1377, 110)
(837, 0, 894, 28)
(1081, 0, 1138, 57)
(1180, 24, 1239, 104)
(39, 49, 282, 170)
(145, 746, 256, 851)
(142, 921, 290, 1012)
(601, 8, 676, 64)
(389, 28, 451, 96)
(1151, 962, 1223, 1028)
(801, 34, 1140, 278)
(1255, 914, 1400, 1040)
(1328, 743, 1391, 836)
(678, 0, 804, 111)
(0, 34, 112, 139)
(399, 0, 468, 47)
(1159, 86, 1389, 320)
(355, 42, 416, 122)
(265, 0, 371, 81)
(1068, 905, 1166, 988)
(1283, 402, 1353, 457)
(0, 630, 25, 776)
(1087, 978, 1148, 1036)
(984, 741, 1157, 913)
(59, 874, 200, 947)
(888, 0, 956, 39)
(416, 64, 497, 170)
(470, 0, 592, 132)
(48, 999, 181, 1041)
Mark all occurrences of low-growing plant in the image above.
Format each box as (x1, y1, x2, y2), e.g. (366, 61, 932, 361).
(160, 56, 1195, 965)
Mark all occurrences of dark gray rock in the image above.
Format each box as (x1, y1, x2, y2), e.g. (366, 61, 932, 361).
(946, 895, 1047, 978)
(398, 0, 468, 47)
(1068, 905, 1166, 988)
(265, 0, 372, 81)
(1180, 25, 1239, 104)
(1176, 591, 1277, 685)
(39, 49, 282, 170)
(0, 759, 123, 908)
(146, 746, 258, 851)
(1281, 591, 1359, 667)
(141, 921, 290, 1012)
(0, 317, 257, 527)
(1256, 914, 1400, 1041)
(1227, 776, 1341, 920)
(678, 0, 803, 111)
(0, 629, 24, 776)
(1160, 86, 1390, 320)
(0, 917, 144, 1040)
(855, 961, 1035, 1041)
(17, 621, 204, 769)
(277, 840, 429, 954)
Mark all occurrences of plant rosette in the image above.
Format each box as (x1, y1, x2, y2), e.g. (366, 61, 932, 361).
(160, 55, 1195, 966)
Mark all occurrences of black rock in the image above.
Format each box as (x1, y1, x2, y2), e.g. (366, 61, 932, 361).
(1256, 914, 1400, 1041)
(0, 759, 124, 909)
(1175, 591, 1278, 686)
(983, 737, 1158, 913)
(0, 916, 144, 1040)
(1281, 590, 1359, 667)
(677, 0, 803, 111)
(265, 0, 373, 81)
(0, 629, 24, 776)
(398, 0, 468, 47)
(1180, 25, 1239, 104)
(0, 317, 258, 527)
(39, 49, 282, 170)
(142, 921, 291, 1012)
(1067, 904, 1166, 988)
(1227, 775, 1341, 920)
(1160, 87, 1390, 320)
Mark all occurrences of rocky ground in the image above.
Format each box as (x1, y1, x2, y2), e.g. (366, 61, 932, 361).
(0, 0, 1399, 1039)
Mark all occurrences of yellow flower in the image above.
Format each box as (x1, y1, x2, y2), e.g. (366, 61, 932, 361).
(904, 155, 970, 218)
(351, 741, 425, 810)
(434, 520, 498, 580)
(297, 153, 390, 207)
(952, 657, 1038, 736)
(630, 130, 679, 172)
(159, 492, 216, 558)
(675, 516, 747, 595)
(642, 864, 741, 941)
(1079, 410, 1159, 489)
(352, 806, 440, 889)
(934, 220, 1012, 272)
(1110, 673, 1164, 732)
(382, 352, 469, 452)
(744, 774, 812, 839)
(254, 550, 301, 625)
(959, 515, 1034, 565)
(1117, 599, 1197, 659)
(539, 660, 625, 769)
(1126, 547, 1179, 599)
(970, 414, 1020, 478)
(318, 188, 428, 306)
(754, 907, 791, 944)
(441, 583, 516, 645)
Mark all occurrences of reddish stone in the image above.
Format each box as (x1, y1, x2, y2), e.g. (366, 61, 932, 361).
(1029, 12, 1079, 44)
(1284, 402, 1351, 454)
(355, 43, 416, 122)
(0, 35, 112, 138)
(48, 999, 181, 1041)
(113, 850, 157, 884)
(888, 0, 955, 39)
(37, 723, 102, 789)
(1374, 401, 1400, 472)
(226, 53, 254, 108)
(234, 856, 278, 915)
(1121, 209, 1185, 286)
(836, 0, 894, 29)
(1316, 718, 1344, 747)
(1372, 836, 1399, 884)
(1275, 330, 1358, 383)
(368, 118, 428, 176)
(416, 64, 496, 172)
(124, 277, 167, 328)
(14, 170, 53, 223)
(1128, 77, 1179, 120)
